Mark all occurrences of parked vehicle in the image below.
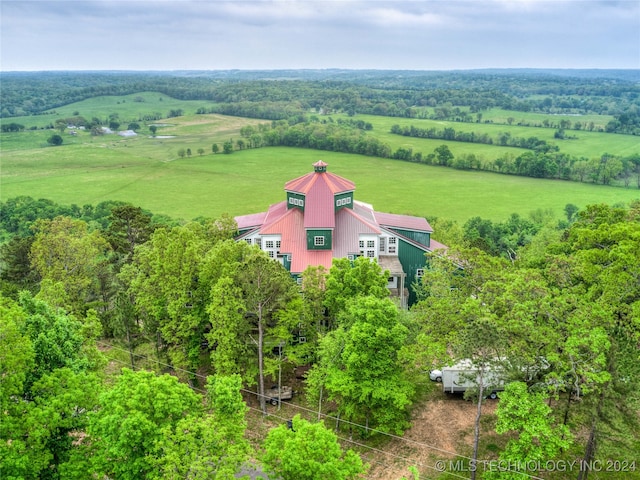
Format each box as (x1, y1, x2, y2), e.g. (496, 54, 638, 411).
(267, 385, 293, 405)
(433, 360, 504, 399)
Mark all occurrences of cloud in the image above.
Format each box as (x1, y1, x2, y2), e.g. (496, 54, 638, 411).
(1, 0, 637, 70)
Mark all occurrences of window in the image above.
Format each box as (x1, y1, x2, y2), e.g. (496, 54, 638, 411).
(367, 250, 375, 258)
(289, 197, 295, 205)
(346, 197, 351, 204)
(416, 268, 424, 278)
(336, 198, 344, 206)
(275, 240, 281, 249)
(367, 240, 375, 248)
(379, 237, 386, 252)
(359, 240, 365, 248)
(268, 251, 275, 258)
(314, 236, 325, 246)
(296, 277, 303, 285)
(245, 238, 252, 244)
(265, 240, 274, 249)
(255, 238, 262, 247)
(388, 237, 397, 254)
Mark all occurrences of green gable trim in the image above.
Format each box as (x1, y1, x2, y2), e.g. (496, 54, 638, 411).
(306, 229, 332, 250)
(334, 192, 354, 212)
(388, 227, 430, 248)
(287, 192, 305, 211)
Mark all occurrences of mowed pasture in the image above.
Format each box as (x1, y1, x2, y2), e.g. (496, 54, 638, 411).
(2, 94, 639, 225)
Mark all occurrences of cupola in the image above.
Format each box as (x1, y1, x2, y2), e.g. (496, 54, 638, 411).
(313, 160, 328, 173)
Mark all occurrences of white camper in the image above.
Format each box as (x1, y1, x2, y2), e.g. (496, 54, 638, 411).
(439, 360, 505, 399)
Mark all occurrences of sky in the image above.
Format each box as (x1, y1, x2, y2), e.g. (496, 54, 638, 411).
(1, 0, 639, 71)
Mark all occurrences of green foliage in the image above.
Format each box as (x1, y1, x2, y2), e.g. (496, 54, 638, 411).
(123, 221, 214, 377)
(47, 133, 63, 146)
(0, 294, 104, 480)
(262, 415, 366, 480)
(324, 256, 389, 325)
(29, 216, 111, 315)
(312, 296, 415, 435)
(151, 374, 250, 480)
(88, 368, 202, 479)
(486, 382, 570, 480)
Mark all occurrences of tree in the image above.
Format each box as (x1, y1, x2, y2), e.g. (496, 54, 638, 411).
(323, 256, 389, 327)
(564, 203, 579, 222)
(88, 369, 202, 479)
(0, 294, 103, 480)
(47, 134, 63, 146)
(454, 313, 507, 480)
(212, 143, 219, 154)
(486, 382, 570, 480)
(29, 216, 111, 315)
(197, 147, 205, 156)
(310, 296, 414, 435)
(235, 249, 299, 413)
(262, 415, 366, 480)
(187, 148, 192, 157)
(434, 144, 453, 166)
(127, 122, 140, 131)
(149, 125, 157, 136)
(223, 140, 234, 154)
(177, 148, 186, 158)
(150, 374, 251, 480)
(123, 222, 213, 380)
(105, 204, 155, 262)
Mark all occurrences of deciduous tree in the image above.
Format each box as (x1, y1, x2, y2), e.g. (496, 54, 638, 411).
(262, 415, 366, 480)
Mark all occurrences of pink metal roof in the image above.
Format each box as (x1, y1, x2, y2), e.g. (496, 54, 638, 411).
(333, 207, 381, 258)
(374, 211, 433, 233)
(266, 207, 333, 273)
(234, 162, 442, 273)
(429, 239, 448, 251)
(285, 169, 355, 195)
(260, 201, 289, 233)
(235, 211, 267, 230)
(303, 176, 335, 229)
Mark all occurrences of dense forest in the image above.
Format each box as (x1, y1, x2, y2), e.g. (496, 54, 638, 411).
(3, 70, 640, 134)
(1, 195, 639, 479)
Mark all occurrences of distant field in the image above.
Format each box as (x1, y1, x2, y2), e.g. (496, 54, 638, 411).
(2, 94, 639, 225)
(2, 140, 638, 224)
(332, 114, 640, 159)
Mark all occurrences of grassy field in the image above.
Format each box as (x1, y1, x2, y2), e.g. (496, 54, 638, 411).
(3, 139, 639, 224)
(2, 94, 639, 225)
(332, 113, 640, 159)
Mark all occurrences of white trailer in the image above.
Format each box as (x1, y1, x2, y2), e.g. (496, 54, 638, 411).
(440, 360, 505, 399)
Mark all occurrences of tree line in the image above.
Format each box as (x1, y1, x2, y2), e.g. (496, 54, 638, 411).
(3, 71, 639, 132)
(216, 117, 640, 187)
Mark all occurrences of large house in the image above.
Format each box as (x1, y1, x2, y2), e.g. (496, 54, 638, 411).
(235, 161, 446, 307)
